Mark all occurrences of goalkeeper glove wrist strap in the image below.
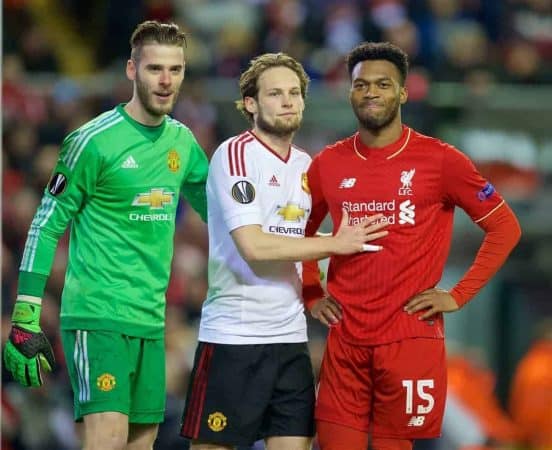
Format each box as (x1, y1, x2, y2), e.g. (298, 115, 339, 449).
(11, 299, 42, 333)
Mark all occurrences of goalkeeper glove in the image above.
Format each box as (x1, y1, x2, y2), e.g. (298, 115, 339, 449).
(3, 297, 55, 387)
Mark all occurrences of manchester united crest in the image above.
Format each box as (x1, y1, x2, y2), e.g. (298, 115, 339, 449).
(207, 412, 227, 432)
(96, 373, 116, 392)
(168, 150, 180, 172)
(301, 172, 310, 194)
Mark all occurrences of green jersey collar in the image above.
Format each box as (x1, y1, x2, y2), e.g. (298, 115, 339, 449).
(117, 104, 166, 142)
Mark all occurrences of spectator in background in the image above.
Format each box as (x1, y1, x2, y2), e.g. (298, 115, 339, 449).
(509, 319, 552, 450)
(445, 351, 523, 448)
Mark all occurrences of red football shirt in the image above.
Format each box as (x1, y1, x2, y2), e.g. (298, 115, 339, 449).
(305, 126, 505, 345)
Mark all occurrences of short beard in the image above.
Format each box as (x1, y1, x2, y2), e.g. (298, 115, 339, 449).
(256, 113, 301, 138)
(136, 75, 176, 118)
(353, 99, 400, 131)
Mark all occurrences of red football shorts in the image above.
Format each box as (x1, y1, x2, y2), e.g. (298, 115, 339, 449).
(315, 330, 447, 439)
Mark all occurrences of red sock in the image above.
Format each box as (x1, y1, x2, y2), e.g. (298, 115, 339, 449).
(316, 420, 369, 450)
(371, 437, 413, 450)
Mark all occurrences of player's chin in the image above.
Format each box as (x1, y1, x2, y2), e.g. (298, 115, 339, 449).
(152, 103, 174, 116)
(279, 119, 301, 134)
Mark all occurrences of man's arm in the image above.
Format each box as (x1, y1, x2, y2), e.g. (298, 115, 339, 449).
(180, 136, 209, 222)
(404, 202, 521, 319)
(231, 209, 387, 262)
(4, 133, 101, 387)
(450, 202, 521, 306)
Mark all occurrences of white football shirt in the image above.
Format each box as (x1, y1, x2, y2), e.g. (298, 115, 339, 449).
(199, 131, 312, 344)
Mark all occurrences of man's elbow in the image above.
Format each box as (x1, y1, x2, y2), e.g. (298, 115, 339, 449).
(511, 219, 522, 249)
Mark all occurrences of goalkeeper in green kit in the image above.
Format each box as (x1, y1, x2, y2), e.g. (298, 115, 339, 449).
(3, 21, 208, 450)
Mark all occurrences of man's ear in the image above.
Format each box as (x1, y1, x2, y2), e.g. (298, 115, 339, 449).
(126, 59, 136, 81)
(244, 96, 257, 115)
(399, 86, 408, 105)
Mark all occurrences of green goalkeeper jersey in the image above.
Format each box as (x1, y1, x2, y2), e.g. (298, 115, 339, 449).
(18, 105, 209, 338)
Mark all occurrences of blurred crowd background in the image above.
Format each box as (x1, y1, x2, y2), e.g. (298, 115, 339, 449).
(2, 0, 551, 449)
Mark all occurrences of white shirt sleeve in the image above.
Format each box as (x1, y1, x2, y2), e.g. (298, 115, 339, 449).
(207, 140, 263, 232)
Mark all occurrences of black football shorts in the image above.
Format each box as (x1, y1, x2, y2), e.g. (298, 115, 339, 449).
(180, 342, 315, 446)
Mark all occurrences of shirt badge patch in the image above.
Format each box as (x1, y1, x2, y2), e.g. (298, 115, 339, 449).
(301, 173, 310, 194)
(167, 149, 180, 172)
(231, 180, 255, 204)
(48, 173, 67, 196)
(477, 182, 495, 201)
(399, 168, 415, 195)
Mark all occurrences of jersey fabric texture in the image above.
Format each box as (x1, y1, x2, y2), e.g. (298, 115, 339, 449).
(199, 130, 312, 344)
(305, 126, 506, 345)
(18, 104, 208, 339)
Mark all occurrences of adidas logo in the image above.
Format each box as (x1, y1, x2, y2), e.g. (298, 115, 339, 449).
(269, 175, 280, 186)
(122, 155, 139, 169)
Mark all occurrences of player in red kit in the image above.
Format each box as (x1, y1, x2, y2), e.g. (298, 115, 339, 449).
(302, 42, 522, 450)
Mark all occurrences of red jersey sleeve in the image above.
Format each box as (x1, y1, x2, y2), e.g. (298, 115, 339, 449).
(302, 153, 329, 309)
(450, 202, 521, 307)
(441, 145, 503, 221)
(442, 145, 521, 306)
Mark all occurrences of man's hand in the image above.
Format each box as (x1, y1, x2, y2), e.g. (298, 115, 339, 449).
(333, 209, 388, 255)
(403, 288, 459, 320)
(3, 300, 55, 387)
(310, 296, 343, 327)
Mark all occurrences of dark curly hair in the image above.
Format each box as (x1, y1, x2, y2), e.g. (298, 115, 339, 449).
(346, 42, 409, 85)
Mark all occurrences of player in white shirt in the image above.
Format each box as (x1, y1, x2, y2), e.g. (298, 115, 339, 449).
(181, 53, 388, 450)
(199, 130, 313, 344)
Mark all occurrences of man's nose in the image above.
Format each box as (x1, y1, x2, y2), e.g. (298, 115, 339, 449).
(159, 70, 171, 85)
(364, 84, 378, 97)
(282, 94, 293, 106)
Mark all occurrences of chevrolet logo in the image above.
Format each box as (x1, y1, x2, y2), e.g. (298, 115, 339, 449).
(277, 203, 306, 222)
(132, 188, 174, 209)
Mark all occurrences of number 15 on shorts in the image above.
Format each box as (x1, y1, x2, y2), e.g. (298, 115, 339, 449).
(402, 379, 435, 415)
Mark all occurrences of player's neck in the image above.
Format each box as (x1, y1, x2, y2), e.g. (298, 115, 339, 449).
(358, 119, 403, 149)
(124, 99, 164, 127)
(252, 127, 293, 159)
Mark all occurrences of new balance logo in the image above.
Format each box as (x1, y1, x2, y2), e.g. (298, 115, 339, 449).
(122, 156, 139, 169)
(399, 199, 416, 225)
(269, 175, 280, 186)
(407, 416, 425, 427)
(339, 178, 356, 189)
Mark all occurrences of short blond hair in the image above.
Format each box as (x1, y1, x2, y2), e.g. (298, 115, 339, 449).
(236, 53, 310, 123)
(130, 20, 186, 62)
